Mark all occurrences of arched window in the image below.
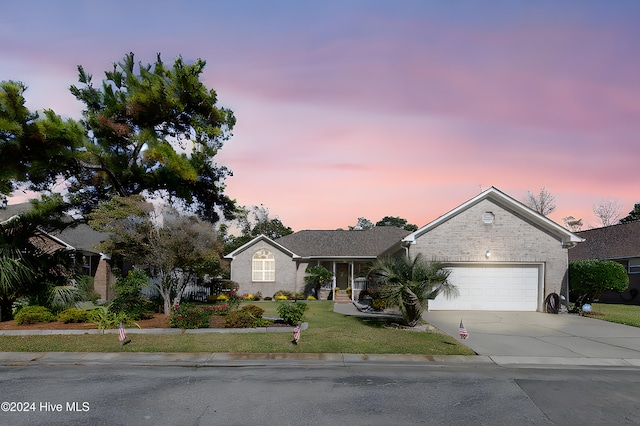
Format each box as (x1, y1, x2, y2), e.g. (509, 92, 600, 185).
(252, 249, 275, 282)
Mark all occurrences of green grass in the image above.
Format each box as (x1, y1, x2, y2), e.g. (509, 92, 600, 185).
(588, 303, 640, 327)
(0, 301, 474, 355)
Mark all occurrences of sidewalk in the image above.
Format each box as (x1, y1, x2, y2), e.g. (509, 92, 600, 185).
(3, 304, 640, 369)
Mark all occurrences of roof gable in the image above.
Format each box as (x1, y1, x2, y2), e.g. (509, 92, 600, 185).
(403, 186, 583, 248)
(224, 234, 299, 259)
(569, 221, 640, 260)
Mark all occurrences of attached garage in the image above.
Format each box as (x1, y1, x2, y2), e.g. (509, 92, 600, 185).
(428, 264, 541, 311)
(403, 187, 583, 313)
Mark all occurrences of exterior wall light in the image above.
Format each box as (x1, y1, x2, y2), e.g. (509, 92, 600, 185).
(485, 250, 491, 258)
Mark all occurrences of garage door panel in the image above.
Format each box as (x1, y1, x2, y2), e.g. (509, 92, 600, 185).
(429, 265, 539, 311)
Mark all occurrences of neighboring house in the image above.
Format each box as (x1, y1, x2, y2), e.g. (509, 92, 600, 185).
(224, 226, 411, 300)
(0, 203, 115, 301)
(568, 221, 640, 304)
(225, 187, 584, 312)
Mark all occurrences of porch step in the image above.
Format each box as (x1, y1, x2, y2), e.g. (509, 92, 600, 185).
(333, 292, 352, 304)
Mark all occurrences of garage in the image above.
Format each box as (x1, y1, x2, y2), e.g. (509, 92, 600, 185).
(428, 265, 541, 311)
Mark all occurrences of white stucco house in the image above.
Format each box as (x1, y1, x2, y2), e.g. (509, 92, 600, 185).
(224, 187, 583, 312)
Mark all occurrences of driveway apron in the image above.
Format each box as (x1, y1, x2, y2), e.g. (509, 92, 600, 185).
(423, 310, 640, 363)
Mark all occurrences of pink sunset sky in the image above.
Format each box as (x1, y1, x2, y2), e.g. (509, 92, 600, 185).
(2, 1, 638, 231)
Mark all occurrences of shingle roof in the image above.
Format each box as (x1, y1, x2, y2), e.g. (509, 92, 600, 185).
(275, 226, 411, 258)
(50, 224, 111, 255)
(569, 221, 640, 261)
(1, 203, 110, 255)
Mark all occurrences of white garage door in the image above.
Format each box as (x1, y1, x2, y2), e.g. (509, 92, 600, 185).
(428, 265, 539, 311)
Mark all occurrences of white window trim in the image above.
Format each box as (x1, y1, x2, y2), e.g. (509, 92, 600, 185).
(252, 249, 275, 282)
(629, 259, 640, 275)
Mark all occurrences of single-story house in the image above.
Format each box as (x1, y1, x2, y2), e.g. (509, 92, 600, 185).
(225, 226, 411, 300)
(568, 221, 640, 304)
(225, 187, 584, 312)
(0, 203, 115, 300)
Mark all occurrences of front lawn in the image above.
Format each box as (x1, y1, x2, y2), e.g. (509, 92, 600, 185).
(587, 303, 640, 327)
(0, 301, 474, 355)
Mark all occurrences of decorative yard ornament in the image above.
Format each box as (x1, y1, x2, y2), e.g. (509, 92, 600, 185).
(459, 319, 469, 340)
(292, 324, 301, 345)
(119, 322, 131, 347)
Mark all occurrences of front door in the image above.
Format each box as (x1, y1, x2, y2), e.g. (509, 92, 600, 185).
(336, 263, 349, 290)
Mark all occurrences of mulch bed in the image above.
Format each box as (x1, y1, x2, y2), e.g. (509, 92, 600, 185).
(0, 314, 291, 330)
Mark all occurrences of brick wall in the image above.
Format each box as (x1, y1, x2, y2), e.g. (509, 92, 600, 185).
(408, 199, 569, 307)
(229, 240, 298, 298)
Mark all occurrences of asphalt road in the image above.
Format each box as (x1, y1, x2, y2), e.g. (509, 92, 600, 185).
(1, 363, 640, 425)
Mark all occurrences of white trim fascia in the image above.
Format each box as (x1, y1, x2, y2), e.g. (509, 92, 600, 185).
(403, 186, 585, 248)
(304, 256, 378, 261)
(35, 226, 76, 251)
(223, 234, 300, 260)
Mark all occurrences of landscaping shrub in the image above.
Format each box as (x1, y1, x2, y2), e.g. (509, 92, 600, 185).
(569, 260, 629, 309)
(88, 307, 133, 330)
(14, 306, 55, 325)
(240, 304, 265, 318)
(276, 302, 308, 325)
(273, 290, 294, 300)
(168, 303, 211, 329)
(371, 299, 387, 311)
(205, 303, 229, 316)
(76, 276, 100, 303)
(209, 279, 239, 297)
(226, 290, 242, 310)
(57, 308, 89, 324)
(303, 265, 333, 298)
(252, 317, 274, 327)
(109, 269, 150, 320)
(253, 292, 262, 301)
(224, 310, 255, 328)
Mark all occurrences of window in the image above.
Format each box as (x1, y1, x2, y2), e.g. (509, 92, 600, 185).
(629, 259, 640, 275)
(252, 249, 275, 282)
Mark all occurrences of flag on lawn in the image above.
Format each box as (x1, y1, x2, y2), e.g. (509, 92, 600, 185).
(119, 322, 126, 342)
(292, 325, 301, 344)
(459, 320, 468, 340)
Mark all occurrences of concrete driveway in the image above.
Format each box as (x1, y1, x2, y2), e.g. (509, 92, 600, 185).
(423, 310, 640, 367)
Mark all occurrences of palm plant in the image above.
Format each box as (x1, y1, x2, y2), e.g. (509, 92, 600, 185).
(368, 254, 457, 327)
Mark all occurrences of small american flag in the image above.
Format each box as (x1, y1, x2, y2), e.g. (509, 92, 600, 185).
(459, 320, 468, 340)
(292, 325, 301, 344)
(119, 322, 126, 342)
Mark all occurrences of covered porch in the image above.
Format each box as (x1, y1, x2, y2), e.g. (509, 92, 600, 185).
(312, 259, 372, 302)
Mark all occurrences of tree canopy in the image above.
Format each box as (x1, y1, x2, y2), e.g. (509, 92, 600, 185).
(0, 81, 85, 203)
(375, 216, 418, 232)
(222, 205, 293, 254)
(68, 53, 237, 222)
(524, 187, 556, 216)
(620, 203, 640, 224)
(88, 196, 225, 315)
(2, 53, 237, 224)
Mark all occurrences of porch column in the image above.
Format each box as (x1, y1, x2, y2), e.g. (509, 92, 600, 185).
(332, 261, 336, 293)
(350, 261, 354, 301)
